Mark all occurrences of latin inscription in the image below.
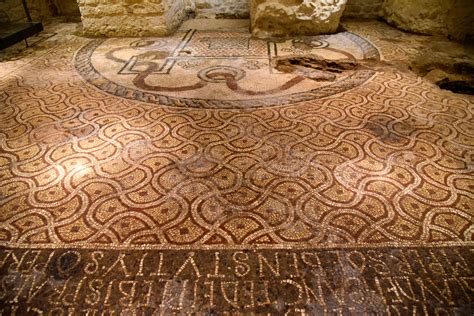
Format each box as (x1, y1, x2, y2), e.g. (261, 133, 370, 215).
(0, 247, 472, 315)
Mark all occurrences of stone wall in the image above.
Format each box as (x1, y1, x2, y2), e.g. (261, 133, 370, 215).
(77, 0, 187, 37)
(2, 0, 472, 41)
(0, 0, 381, 24)
(76, 0, 249, 36)
(0, 0, 51, 22)
(190, 0, 382, 20)
(0, 0, 79, 23)
(383, 0, 474, 41)
(54, 0, 80, 17)
(250, 0, 347, 38)
(194, 0, 249, 19)
(343, 0, 384, 19)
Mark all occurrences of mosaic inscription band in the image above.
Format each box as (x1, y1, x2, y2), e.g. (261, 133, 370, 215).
(0, 246, 472, 314)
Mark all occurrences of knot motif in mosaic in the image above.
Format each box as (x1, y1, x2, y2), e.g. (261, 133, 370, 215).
(75, 31, 379, 108)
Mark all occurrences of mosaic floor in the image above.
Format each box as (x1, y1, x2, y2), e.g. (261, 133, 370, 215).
(0, 20, 473, 314)
(77, 30, 379, 108)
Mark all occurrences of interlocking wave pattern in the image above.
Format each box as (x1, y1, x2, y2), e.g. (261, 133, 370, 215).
(0, 36, 473, 249)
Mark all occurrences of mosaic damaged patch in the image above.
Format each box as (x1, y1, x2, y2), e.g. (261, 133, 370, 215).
(75, 30, 379, 108)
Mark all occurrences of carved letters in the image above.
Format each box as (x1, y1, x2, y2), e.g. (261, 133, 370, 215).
(0, 247, 472, 314)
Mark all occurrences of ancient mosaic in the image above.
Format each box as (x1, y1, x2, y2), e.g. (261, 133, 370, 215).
(75, 30, 379, 108)
(0, 23, 473, 314)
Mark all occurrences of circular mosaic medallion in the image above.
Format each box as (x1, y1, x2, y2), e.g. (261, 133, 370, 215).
(198, 66, 246, 83)
(75, 31, 380, 108)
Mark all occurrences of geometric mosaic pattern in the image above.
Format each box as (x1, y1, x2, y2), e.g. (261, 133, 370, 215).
(0, 22, 473, 314)
(75, 31, 380, 108)
(1, 31, 473, 249)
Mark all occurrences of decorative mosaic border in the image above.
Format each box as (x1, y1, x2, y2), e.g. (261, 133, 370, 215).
(74, 32, 379, 109)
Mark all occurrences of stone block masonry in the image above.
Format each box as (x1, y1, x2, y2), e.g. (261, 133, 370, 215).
(0, 0, 27, 23)
(192, 0, 384, 20)
(1, 0, 386, 37)
(250, 0, 348, 38)
(4, 0, 471, 42)
(383, 0, 474, 41)
(344, 0, 384, 19)
(194, 0, 249, 19)
(76, 0, 248, 36)
(77, 0, 188, 37)
(0, 0, 79, 23)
